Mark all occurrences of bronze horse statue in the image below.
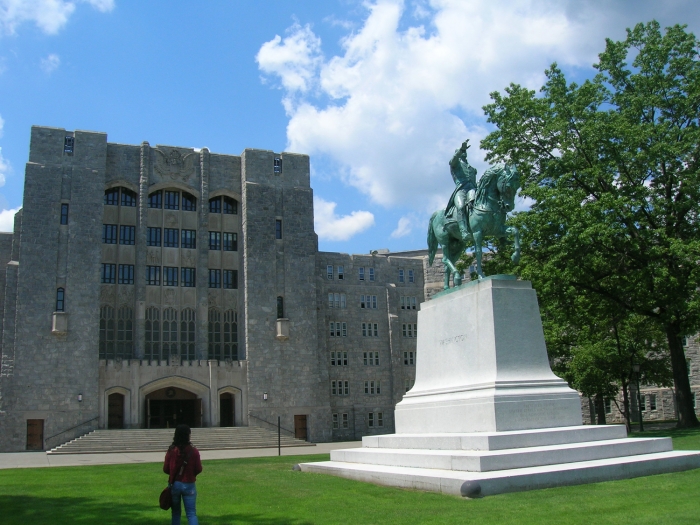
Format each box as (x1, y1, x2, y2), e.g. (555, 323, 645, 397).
(427, 165, 520, 289)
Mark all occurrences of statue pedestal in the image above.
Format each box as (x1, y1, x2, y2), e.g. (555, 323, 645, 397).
(395, 276, 582, 433)
(300, 278, 700, 497)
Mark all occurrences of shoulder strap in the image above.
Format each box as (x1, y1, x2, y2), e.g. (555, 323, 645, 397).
(168, 448, 192, 484)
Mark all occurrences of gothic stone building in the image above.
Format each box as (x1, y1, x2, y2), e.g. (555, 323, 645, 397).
(0, 126, 425, 452)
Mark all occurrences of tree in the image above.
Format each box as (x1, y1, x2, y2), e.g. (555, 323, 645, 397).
(481, 21, 700, 427)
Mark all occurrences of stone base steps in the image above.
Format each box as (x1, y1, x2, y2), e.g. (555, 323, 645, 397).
(298, 425, 700, 497)
(48, 427, 314, 455)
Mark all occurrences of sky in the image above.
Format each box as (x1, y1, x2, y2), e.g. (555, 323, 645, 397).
(0, 0, 699, 254)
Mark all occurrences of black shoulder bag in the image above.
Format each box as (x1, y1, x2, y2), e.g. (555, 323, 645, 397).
(160, 448, 192, 511)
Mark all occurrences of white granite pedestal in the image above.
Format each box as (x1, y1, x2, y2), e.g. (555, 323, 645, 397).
(300, 277, 700, 496)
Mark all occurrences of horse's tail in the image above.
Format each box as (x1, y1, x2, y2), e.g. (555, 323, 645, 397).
(427, 211, 439, 266)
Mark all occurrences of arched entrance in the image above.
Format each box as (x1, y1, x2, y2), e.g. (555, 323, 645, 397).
(220, 392, 235, 427)
(146, 387, 202, 429)
(108, 393, 125, 429)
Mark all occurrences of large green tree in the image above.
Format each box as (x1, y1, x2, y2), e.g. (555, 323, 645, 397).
(481, 21, 700, 427)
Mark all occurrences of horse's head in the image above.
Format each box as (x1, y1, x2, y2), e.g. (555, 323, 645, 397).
(496, 165, 520, 211)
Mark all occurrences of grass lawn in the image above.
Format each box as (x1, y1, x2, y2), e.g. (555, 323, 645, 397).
(1, 428, 699, 525)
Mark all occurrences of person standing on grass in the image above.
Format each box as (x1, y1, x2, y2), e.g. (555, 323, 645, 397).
(163, 424, 203, 525)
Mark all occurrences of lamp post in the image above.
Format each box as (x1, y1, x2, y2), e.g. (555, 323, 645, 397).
(633, 362, 644, 432)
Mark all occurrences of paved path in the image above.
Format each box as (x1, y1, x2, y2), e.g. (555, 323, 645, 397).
(0, 441, 362, 470)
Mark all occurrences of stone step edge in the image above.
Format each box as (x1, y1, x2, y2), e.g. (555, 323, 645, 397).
(47, 442, 315, 455)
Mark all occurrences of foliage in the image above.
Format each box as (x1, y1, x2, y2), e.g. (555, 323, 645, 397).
(480, 21, 700, 426)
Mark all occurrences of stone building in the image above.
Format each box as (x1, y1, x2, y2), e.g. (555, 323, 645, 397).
(0, 126, 425, 452)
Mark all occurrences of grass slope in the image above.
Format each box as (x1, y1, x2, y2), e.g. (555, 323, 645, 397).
(1, 428, 699, 525)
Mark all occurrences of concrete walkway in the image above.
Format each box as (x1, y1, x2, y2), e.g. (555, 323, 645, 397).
(0, 441, 362, 470)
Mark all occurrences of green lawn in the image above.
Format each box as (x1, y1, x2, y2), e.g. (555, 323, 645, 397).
(1, 428, 700, 525)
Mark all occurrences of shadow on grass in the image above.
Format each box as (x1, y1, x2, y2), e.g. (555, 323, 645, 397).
(1, 495, 314, 525)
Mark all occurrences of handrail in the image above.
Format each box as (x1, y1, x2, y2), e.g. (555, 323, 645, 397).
(45, 416, 99, 443)
(248, 413, 297, 437)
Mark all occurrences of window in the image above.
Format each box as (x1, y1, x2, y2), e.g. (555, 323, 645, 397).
(274, 157, 282, 173)
(402, 324, 417, 338)
(101, 263, 116, 284)
(99, 306, 114, 359)
(55, 288, 65, 312)
(640, 395, 646, 412)
(342, 413, 349, 428)
(164, 191, 179, 210)
(362, 322, 378, 337)
(223, 270, 238, 289)
(277, 296, 284, 319)
(327, 265, 333, 280)
(163, 267, 178, 287)
(338, 266, 344, 280)
(649, 394, 657, 411)
(100, 305, 133, 360)
(401, 297, 417, 310)
(119, 225, 135, 245)
(361, 295, 377, 309)
(116, 306, 134, 359)
(162, 307, 178, 360)
(378, 412, 384, 427)
(223, 196, 237, 214)
(369, 268, 375, 281)
(148, 191, 162, 209)
(181, 229, 196, 249)
(682, 336, 688, 347)
(604, 398, 612, 414)
(328, 293, 346, 308)
(118, 264, 134, 285)
(359, 267, 365, 281)
(404, 379, 415, 392)
(408, 269, 415, 283)
(209, 269, 221, 288)
(208, 308, 221, 359)
(399, 269, 404, 283)
(275, 219, 282, 239)
(329, 322, 347, 337)
(181, 268, 196, 287)
(404, 351, 415, 365)
(330, 351, 348, 366)
(121, 189, 137, 207)
(164, 228, 179, 248)
(364, 380, 381, 395)
(64, 136, 74, 154)
(332, 413, 339, 429)
(145, 307, 161, 360)
(102, 224, 117, 244)
(368, 412, 374, 428)
(209, 197, 221, 213)
(147, 227, 162, 247)
(209, 231, 221, 250)
(104, 188, 119, 206)
(363, 352, 380, 366)
(223, 310, 238, 360)
(181, 192, 196, 212)
(146, 266, 161, 286)
(180, 308, 196, 360)
(60, 203, 69, 225)
(223, 232, 237, 251)
(331, 380, 349, 396)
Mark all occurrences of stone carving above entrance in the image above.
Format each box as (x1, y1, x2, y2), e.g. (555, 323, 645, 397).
(154, 148, 197, 183)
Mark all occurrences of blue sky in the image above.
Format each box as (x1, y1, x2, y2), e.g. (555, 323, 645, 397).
(0, 0, 699, 254)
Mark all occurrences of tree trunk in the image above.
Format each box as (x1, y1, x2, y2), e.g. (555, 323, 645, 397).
(588, 397, 596, 424)
(595, 395, 606, 425)
(621, 379, 631, 433)
(665, 323, 699, 428)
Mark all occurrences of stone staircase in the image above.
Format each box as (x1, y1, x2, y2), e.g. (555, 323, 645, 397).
(47, 426, 313, 455)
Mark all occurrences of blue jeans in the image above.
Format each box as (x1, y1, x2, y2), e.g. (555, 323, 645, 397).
(171, 481, 198, 525)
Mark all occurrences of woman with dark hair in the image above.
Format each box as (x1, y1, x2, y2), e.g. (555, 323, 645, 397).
(163, 424, 203, 525)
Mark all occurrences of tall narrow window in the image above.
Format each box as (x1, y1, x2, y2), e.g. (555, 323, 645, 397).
(327, 265, 333, 280)
(55, 288, 65, 312)
(102, 224, 118, 244)
(209, 197, 221, 213)
(64, 136, 74, 154)
(337, 266, 344, 280)
(209, 269, 221, 288)
(223, 310, 238, 360)
(181, 229, 196, 249)
(181, 192, 197, 212)
(209, 231, 221, 250)
(148, 191, 162, 209)
(275, 219, 282, 239)
(164, 228, 179, 248)
(60, 204, 69, 225)
(223, 232, 237, 251)
(223, 196, 237, 214)
(277, 296, 284, 319)
(369, 268, 375, 281)
(147, 227, 162, 247)
(101, 263, 116, 284)
(118, 264, 134, 285)
(208, 308, 222, 359)
(181, 268, 196, 287)
(145, 307, 161, 360)
(359, 267, 364, 281)
(180, 308, 196, 360)
(99, 305, 115, 359)
(146, 266, 161, 286)
(164, 191, 179, 210)
(399, 269, 405, 283)
(116, 306, 134, 359)
(223, 270, 237, 289)
(408, 269, 415, 283)
(162, 307, 178, 360)
(163, 267, 178, 287)
(274, 157, 282, 173)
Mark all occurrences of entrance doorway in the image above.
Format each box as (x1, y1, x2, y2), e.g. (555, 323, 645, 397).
(220, 393, 235, 427)
(108, 393, 125, 429)
(26, 419, 44, 450)
(294, 415, 307, 440)
(146, 387, 201, 429)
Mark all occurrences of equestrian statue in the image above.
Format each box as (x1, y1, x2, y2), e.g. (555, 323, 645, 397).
(427, 139, 521, 289)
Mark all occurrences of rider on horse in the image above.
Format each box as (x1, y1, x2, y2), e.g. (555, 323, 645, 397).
(445, 140, 477, 242)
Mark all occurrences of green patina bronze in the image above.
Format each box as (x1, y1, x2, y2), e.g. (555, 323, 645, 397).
(427, 140, 521, 289)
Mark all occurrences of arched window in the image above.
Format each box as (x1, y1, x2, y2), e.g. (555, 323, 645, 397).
(99, 305, 115, 359)
(55, 288, 65, 312)
(180, 308, 196, 361)
(145, 307, 161, 361)
(162, 308, 178, 361)
(116, 306, 134, 359)
(104, 187, 137, 207)
(208, 308, 221, 360)
(277, 296, 284, 319)
(223, 310, 238, 360)
(181, 192, 197, 212)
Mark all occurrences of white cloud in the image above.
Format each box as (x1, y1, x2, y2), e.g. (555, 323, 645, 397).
(0, 0, 114, 36)
(314, 195, 375, 241)
(258, 0, 700, 214)
(0, 206, 19, 232)
(40, 53, 60, 73)
(390, 216, 412, 238)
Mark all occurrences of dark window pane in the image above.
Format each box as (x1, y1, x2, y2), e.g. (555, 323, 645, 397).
(148, 191, 162, 209)
(164, 228, 179, 248)
(209, 269, 221, 288)
(164, 191, 179, 210)
(182, 192, 196, 212)
(181, 229, 196, 249)
(276, 296, 284, 319)
(163, 267, 178, 286)
(209, 197, 221, 213)
(60, 204, 69, 225)
(56, 288, 65, 312)
(119, 225, 135, 245)
(118, 264, 134, 285)
(181, 267, 196, 287)
(102, 224, 117, 244)
(223, 270, 237, 289)
(104, 188, 119, 206)
(64, 136, 74, 155)
(147, 227, 161, 247)
(146, 266, 161, 286)
(223, 232, 237, 251)
(275, 220, 282, 239)
(121, 189, 137, 207)
(209, 231, 221, 250)
(223, 197, 237, 214)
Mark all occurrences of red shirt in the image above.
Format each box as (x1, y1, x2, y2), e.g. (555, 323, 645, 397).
(163, 444, 203, 483)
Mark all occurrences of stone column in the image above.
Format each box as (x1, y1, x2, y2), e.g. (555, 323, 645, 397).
(197, 148, 210, 361)
(134, 141, 150, 359)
